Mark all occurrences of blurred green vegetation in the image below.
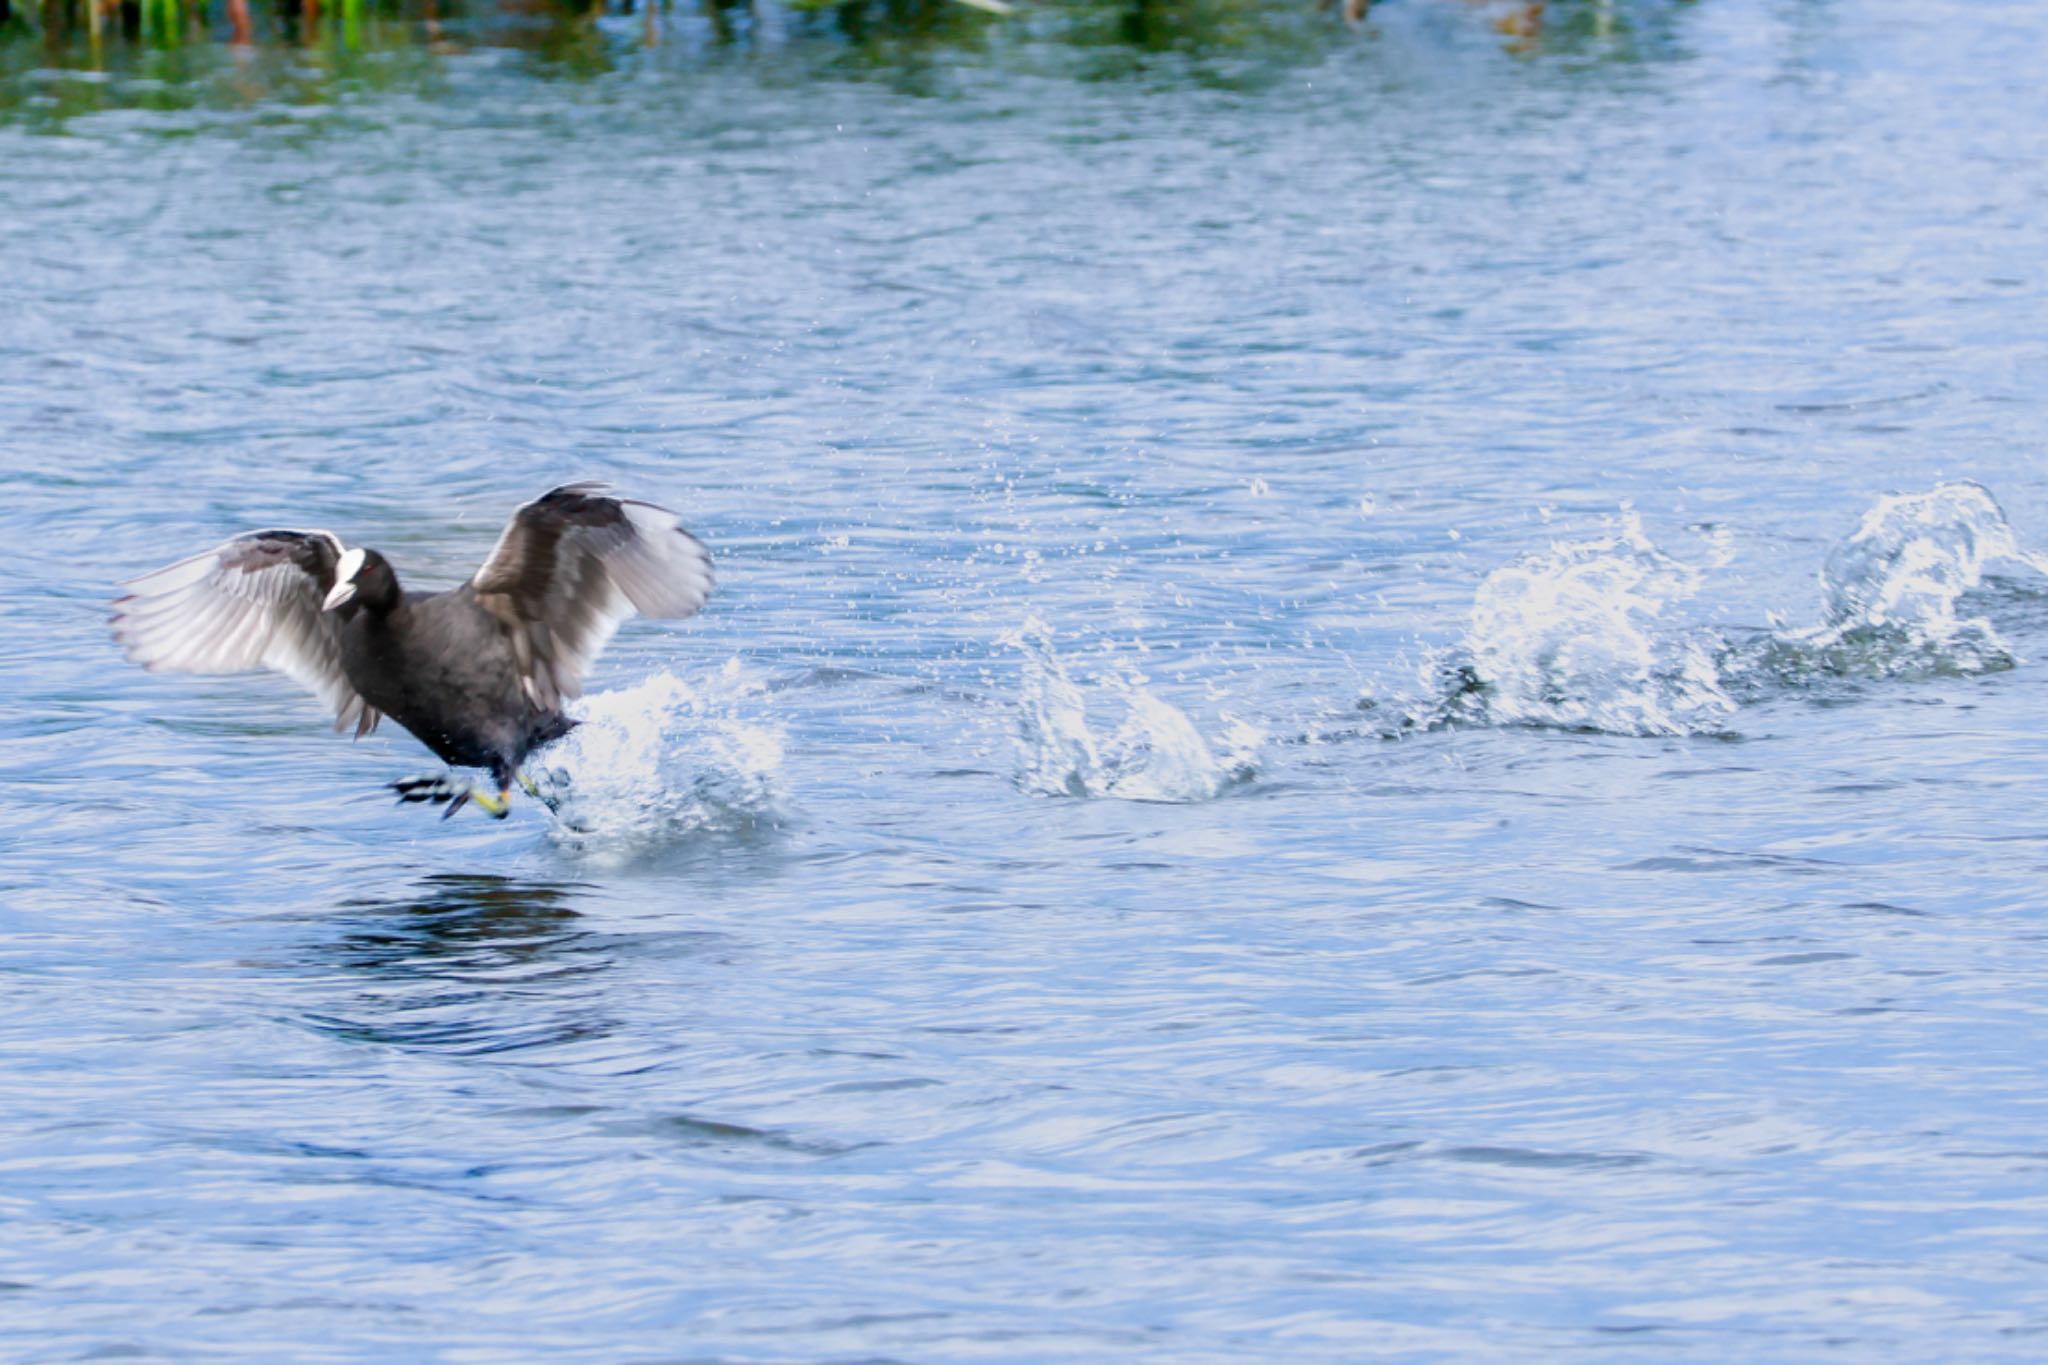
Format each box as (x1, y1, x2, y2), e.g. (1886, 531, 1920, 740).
(0, 0, 1657, 121)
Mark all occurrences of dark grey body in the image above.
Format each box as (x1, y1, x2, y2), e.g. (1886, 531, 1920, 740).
(336, 586, 573, 787)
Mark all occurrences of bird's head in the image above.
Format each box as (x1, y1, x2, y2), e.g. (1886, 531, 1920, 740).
(322, 547, 398, 614)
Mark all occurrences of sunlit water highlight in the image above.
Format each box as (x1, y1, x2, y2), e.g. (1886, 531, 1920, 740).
(8, 0, 2048, 1359)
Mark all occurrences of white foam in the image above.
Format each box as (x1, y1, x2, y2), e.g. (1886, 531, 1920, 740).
(541, 659, 786, 859)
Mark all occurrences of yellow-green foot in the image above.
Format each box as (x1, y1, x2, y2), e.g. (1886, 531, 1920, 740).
(516, 767, 569, 815)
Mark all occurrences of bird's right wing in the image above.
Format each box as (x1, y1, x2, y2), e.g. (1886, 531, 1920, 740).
(112, 529, 380, 736)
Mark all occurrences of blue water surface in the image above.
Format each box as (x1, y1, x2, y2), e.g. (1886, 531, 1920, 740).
(6, 0, 2048, 1357)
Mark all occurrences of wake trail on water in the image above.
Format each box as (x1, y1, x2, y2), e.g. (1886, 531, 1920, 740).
(1005, 482, 2048, 802)
(515, 485, 2045, 826)
(1395, 480, 2048, 739)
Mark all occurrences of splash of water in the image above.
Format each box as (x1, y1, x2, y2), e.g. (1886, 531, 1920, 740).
(1744, 480, 2048, 683)
(1005, 618, 1261, 802)
(541, 660, 786, 856)
(1396, 483, 2046, 738)
(1454, 514, 1738, 737)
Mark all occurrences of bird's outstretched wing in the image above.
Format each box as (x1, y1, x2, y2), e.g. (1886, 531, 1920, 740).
(112, 529, 380, 736)
(470, 482, 715, 710)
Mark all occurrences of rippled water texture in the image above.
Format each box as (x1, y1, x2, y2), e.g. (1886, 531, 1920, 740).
(8, 0, 2048, 1358)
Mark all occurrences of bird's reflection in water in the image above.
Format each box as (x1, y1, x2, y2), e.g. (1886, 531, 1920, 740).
(304, 873, 618, 1057)
(327, 874, 593, 974)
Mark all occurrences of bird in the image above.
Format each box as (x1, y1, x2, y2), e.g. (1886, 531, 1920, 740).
(111, 482, 714, 820)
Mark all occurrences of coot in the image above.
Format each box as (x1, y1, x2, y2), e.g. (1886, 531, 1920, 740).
(112, 482, 714, 819)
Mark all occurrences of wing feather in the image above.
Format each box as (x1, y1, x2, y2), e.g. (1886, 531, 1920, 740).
(470, 483, 714, 710)
(112, 530, 381, 735)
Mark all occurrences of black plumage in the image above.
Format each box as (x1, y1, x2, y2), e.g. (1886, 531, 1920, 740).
(112, 482, 714, 815)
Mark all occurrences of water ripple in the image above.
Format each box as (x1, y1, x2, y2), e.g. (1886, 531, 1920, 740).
(8, 3, 2048, 1359)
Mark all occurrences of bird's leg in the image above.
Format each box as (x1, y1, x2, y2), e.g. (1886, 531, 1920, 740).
(390, 772, 511, 820)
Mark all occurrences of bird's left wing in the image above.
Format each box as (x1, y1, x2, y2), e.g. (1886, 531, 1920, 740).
(112, 529, 380, 736)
